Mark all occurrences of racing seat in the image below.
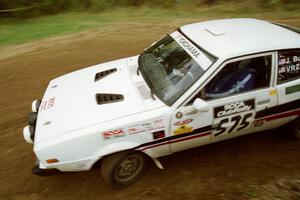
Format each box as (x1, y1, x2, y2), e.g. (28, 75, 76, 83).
(205, 67, 257, 99)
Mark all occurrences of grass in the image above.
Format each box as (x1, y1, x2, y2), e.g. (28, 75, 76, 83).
(0, 14, 103, 46)
(0, 1, 300, 47)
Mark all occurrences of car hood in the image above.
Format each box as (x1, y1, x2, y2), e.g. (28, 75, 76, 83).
(35, 56, 162, 143)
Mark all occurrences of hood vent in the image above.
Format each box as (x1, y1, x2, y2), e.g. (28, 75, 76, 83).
(95, 68, 117, 82)
(96, 93, 124, 105)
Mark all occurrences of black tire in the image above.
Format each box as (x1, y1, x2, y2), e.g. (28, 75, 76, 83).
(290, 117, 300, 139)
(100, 150, 149, 188)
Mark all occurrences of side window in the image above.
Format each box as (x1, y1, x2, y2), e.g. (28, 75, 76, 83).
(278, 49, 300, 83)
(189, 55, 272, 103)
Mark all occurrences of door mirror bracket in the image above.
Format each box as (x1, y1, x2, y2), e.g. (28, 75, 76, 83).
(184, 98, 209, 115)
(193, 98, 209, 112)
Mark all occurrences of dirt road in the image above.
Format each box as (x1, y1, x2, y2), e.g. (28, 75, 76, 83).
(0, 19, 300, 200)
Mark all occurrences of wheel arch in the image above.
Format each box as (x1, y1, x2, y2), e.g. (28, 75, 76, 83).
(90, 141, 155, 168)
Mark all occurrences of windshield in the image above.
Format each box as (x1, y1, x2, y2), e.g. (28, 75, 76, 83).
(138, 31, 215, 106)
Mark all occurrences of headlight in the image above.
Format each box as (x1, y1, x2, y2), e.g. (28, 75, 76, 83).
(31, 100, 41, 112)
(23, 126, 34, 144)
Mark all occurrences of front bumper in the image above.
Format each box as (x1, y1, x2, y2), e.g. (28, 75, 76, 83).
(32, 165, 61, 176)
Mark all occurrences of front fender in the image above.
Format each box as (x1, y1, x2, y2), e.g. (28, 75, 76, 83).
(94, 141, 141, 159)
(52, 141, 166, 171)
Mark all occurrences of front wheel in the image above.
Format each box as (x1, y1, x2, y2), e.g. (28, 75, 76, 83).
(100, 151, 149, 188)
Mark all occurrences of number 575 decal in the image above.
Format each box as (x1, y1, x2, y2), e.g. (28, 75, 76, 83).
(213, 111, 255, 137)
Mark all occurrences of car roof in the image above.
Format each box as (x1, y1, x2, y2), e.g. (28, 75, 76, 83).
(180, 18, 300, 59)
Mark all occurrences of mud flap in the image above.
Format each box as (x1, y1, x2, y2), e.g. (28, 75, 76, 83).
(152, 158, 164, 169)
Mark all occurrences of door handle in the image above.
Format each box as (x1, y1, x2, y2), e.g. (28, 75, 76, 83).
(257, 99, 271, 105)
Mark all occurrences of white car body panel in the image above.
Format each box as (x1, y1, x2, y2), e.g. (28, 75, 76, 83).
(181, 18, 300, 59)
(35, 57, 165, 143)
(23, 18, 300, 173)
(277, 79, 300, 105)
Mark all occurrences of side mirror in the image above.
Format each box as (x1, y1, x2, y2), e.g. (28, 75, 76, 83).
(193, 98, 209, 112)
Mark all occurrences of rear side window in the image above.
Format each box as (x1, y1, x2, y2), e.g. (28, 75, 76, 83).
(278, 49, 300, 83)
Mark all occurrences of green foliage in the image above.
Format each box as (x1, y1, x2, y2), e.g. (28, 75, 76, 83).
(0, 1, 299, 47)
(0, 0, 299, 18)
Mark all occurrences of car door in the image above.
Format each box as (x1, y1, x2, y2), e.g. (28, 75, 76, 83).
(274, 49, 300, 125)
(170, 52, 277, 153)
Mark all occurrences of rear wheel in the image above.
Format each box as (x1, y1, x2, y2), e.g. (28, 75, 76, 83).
(100, 151, 148, 188)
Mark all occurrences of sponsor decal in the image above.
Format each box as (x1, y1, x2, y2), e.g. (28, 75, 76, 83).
(252, 120, 266, 128)
(214, 99, 255, 118)
(154, 119, 165, 129)
(103, 129, 125, 139)
(213, 111, 255, 137)
(283, 64, 300, 74)
(173, 125, 193, 135)
(285, 84, 300, 95)
(278, 55, 300, 74)
(213, 99, 256, 137)
(136, 100, 300, 151)
(40, 97, 55, 111)
(127, 125, 145, 134)
(294, 55, 300, 62)
(47, 97, 55, 109)
(153, 131, 165, 140)
(269, 88, 277, 96)
(176, 112, 183, 119)
(174, 119, 193, 126)
(103, 119, 165, 140)
(142, 122, 153, 130)
(142, 119, 165, 131)
(177, 37, 200, 58)
(170, 31, 212, 70)
(279, 55, 300, 64)
(172, 32, 201, 59)
(137, 100, 300, 151)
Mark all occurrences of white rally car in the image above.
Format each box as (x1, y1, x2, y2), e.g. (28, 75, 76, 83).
(23, 18, 300, 188)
